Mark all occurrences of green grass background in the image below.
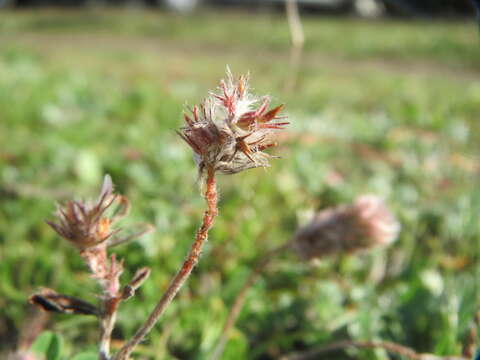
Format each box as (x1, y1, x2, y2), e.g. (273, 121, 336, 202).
(1, 9, 479, 359)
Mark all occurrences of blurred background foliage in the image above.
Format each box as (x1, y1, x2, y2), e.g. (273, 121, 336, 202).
(0, 7, 479, 360)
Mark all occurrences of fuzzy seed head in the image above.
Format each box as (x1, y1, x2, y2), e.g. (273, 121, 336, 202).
(293, 195, 400, 260)
(178, 69, 288, 176)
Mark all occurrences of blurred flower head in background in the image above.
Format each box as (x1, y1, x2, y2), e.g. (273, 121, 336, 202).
(293, 195, 400, 260)
(178, 69, 288, 176)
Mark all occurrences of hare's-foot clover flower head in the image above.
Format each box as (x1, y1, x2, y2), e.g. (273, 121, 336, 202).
(46, 175, 120, 252)
(178, 69, 288, 176)
(45, 175, 133, 283)
(293, 195, 400, 260)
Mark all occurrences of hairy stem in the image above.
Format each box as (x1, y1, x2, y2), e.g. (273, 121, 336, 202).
(211, 242, 292, 360)
(98, 253, 123, 360)
(114, 167, 218, 360)
(281, 340, 469, 360)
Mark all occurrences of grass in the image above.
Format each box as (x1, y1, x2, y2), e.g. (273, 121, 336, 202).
(0, 8, 479, 360)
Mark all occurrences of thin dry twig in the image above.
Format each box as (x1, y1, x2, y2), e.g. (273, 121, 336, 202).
(281, 340, 469, 360)
(284, 0, 305, 94)
(210, 242, 292, 360)
(114, 166, 218, 360)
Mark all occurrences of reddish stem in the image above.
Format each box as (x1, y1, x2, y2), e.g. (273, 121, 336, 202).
(114, 167, 218, 360)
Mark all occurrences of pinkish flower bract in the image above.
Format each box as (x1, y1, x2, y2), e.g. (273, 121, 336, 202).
(293, 195, 400, 260)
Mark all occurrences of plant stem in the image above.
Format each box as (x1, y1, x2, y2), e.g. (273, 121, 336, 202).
(99, 297, 120, 360)
(98, 253, 123, 360)
(114, 167, 218, 360)
(281, 340, 469, 360)
(284, 0, 305, 94)
(210, 242, 292, 360)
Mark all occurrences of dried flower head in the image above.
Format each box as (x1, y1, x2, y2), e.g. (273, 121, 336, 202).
(177, 69, 288, 176)
(46, 175, 121, 251)
(293, 195, 400, 260)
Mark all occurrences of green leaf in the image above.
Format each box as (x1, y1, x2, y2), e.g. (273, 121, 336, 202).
(71, 353, 98, 360)
(31, 331, 63, 360)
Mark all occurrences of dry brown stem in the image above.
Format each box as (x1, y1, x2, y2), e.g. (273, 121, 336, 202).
(281, 340, 469, 360)
(284, 0, 305, 94)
